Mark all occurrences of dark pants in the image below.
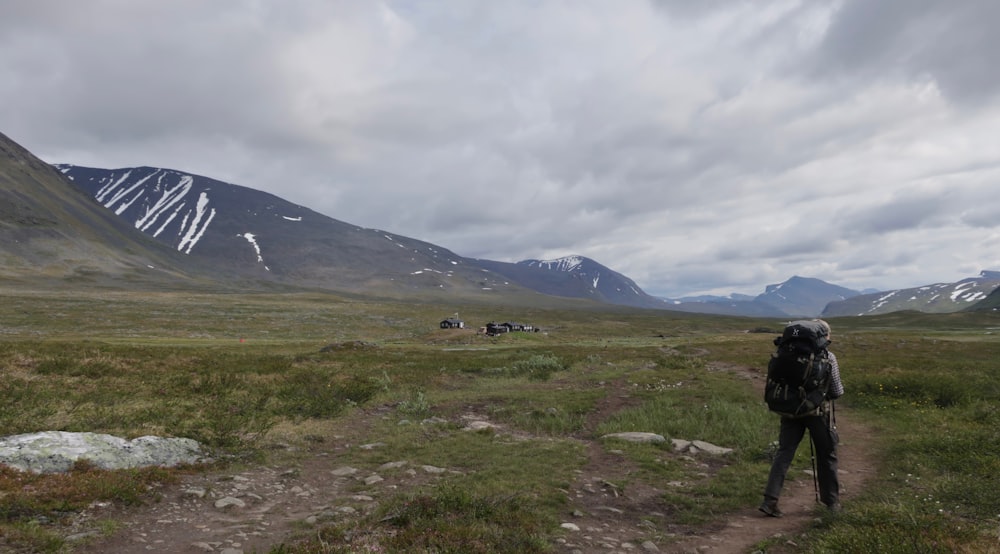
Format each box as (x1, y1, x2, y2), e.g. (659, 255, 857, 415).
(763, 411, 839, 506)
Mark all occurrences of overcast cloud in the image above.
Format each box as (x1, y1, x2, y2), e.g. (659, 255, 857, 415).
(2, 0, 999, 297)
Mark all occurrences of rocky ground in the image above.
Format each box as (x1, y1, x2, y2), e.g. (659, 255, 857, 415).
(58, 362, 875, 554)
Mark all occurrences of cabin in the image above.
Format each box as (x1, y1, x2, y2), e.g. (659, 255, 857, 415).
(483, 321, 537, 336)
(440, 318, 464, 329)
(484, 322, 508, 336)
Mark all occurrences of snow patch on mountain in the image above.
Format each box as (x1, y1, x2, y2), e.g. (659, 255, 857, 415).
(61, 167, 218, 254)
(239, 232, 270, 271)
(177, 191, 216, 254)
(529, 256, 584, 272)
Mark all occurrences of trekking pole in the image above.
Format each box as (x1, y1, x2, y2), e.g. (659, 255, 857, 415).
(809, 432, 820, 504)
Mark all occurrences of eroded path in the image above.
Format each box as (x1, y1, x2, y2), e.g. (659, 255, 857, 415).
(666, 402, 876, 553)
(63, 362, 877, 554)
(552, 361, 877, 554)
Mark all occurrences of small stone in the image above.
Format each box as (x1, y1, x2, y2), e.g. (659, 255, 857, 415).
(330, 466, 358, 476)
(463, 421, 498, 431)
(691, 440, 734, 455)
(671, 439, 693, 452)
(214, 497, 245, 510)
(601, 432, 666, 444)
(560, 523, 581, 532)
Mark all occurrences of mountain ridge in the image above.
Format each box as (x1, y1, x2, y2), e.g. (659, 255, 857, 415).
(55, 163, 668, 308)
(0, 132, 211, 288)
(822, 271, 1000, 316)
(5, 130, 996, 316)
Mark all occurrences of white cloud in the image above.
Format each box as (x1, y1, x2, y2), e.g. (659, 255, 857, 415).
(2, 0, 999, 298)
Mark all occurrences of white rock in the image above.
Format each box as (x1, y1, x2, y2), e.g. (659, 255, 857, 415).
(214, 497, 245, 510)
(463, 421, 498, 431)
(560, 523, 581, 532)
(690, 440, 733, 455)
(0, 431, 205, 473)
(671, 439, 692, 452)
(601, 432, 666, 444)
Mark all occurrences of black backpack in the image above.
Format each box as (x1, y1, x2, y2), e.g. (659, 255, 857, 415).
(764, 320, 832, 417)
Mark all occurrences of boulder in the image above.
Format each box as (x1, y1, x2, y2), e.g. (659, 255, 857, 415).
(0, 431, 206, 473)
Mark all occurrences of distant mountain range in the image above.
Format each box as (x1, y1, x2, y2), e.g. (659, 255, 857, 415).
(820, 271, 1000, 316)
(661, 276, 862, 318)
(3, 129, 997, 316)
(661, 273, 1000, 317)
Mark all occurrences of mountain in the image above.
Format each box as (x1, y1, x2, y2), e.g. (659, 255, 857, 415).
(660, 276, 862, 318)
(660, 297, 789, 318)
(55, 165, 530, 297)
(473, 256, 670, 309)
(0, 132, 203, 287)
(970, 278, 1000, 312)
(823, 271, 1000, 316)
(756, 276, 861, 317)
(55, 164, 668, 307)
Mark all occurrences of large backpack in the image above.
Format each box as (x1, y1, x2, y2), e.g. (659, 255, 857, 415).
(764, 320, 832, 417)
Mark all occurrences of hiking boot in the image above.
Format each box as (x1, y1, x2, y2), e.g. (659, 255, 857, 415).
(758, 499, 782, 518)
(826, 501, 842, 513)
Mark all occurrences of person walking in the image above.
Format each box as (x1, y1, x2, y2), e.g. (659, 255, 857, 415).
(759, 319, 844, 517)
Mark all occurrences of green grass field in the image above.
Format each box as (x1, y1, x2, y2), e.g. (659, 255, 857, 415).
(1, 288, 999, 552)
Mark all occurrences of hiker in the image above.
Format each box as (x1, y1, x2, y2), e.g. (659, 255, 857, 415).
(759, 319, 844, 517)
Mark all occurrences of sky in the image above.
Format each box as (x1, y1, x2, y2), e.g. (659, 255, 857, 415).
(3, 0, 1000, 298)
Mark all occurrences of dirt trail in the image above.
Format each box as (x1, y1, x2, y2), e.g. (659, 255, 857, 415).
(61, 362, 877, 554)
(557, 362, 877, 554)
(665, 403, 876, 553)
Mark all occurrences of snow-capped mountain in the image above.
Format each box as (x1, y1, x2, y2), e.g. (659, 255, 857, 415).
(822, 271, 1000, 316)
(972, 281, 1000, 312)
(55, 165, 516, 294)
(54, 164, 668, 307)
(475, 255, 670, 309)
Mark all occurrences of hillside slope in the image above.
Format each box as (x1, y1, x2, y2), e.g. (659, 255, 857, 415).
(0, 132, 202, 287)
(823, 271, 1000, 316)
(474, 256, 671, 309)
(57, 164, 662, 306)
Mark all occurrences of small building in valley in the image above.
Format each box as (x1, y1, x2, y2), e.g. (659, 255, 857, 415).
(440, 317, 465, 329)
(483, 321, 537, 336)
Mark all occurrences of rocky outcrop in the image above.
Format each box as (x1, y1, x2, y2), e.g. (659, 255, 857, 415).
(0, 431, 207, 473)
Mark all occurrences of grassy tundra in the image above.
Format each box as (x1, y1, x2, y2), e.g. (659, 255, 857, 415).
(1, 288, 999, 552)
